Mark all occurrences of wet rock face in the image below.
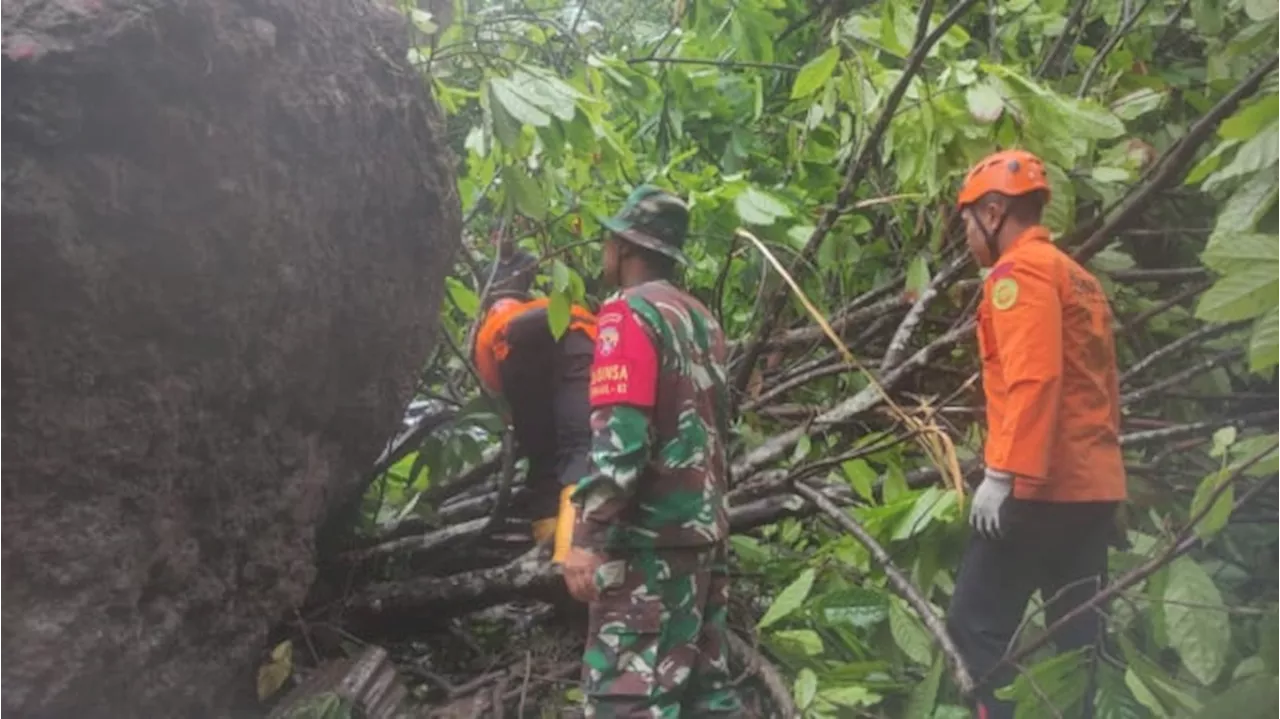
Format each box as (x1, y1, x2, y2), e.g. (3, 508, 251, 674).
(1, 1, 460, 716)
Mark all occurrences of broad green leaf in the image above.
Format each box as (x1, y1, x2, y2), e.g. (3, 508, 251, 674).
(772, 629, 824, 656)
(490, 78, 552, 128)
(1094, 662, 1146, 719)
(994, 649, 1088, 719)
(1214, 175, 1279, 235)
(965, 81, 1004, 123)
(758, 568, 815, 629)
(1164, 556, 1230, 685)
(1206, 122, 1280, 189)
(1249, 306, 1279, 372)
(1195, 265, 1279, 322)
(503, 165, 546, 218)
(1220, 95, 1280, 139)
(904, 654, 944, 719)
(1193, 674, 1280, 718)
(1201, 233, 1279, 274)
(1091, 167, 1130, 183)
(1122, 637, 1205, 715)
(794, 668, 818, 710)
(792, 47, 840, 100)
(819, 685, 882, 707)
(1211, 426, 1238, 457)
(889, 596, 933, 666)
(551, 260, 571, 292)
(905, 254, 931, 299)
(842, 459, 877, 501)
(893, 486, 957, 541)
(735, 186, 791, 226)
(1245, 0, 1279, 22)
(1058, 97, 1127, 140)
(548, 289, 571, 340)
(1042, 163, 1076, 235)
(1112, 88, 1166, 121)
(1189, 468, 1234, 540)
(257, 640, 293, 700)
(1124, 668, 1165, 716)
(446, 277, 480, 318)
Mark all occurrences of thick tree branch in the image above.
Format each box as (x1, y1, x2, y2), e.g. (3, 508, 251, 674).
(1072, 56, 1280, 263)
(726, 632, 798, 716)
(883, 254, 971, 369)
(793, 482, 976, 696)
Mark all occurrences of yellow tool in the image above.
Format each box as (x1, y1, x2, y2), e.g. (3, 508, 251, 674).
(552, 484, 576, 564)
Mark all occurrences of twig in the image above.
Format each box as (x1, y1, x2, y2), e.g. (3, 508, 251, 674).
(480, 432, 518, 538)
(883, 254, 971, 369)
(1072, 57, 1280, 262)
(741, 358, 881, 412)
(1120, 348, 1244, 405)
(517, 652, 533, 718)
(1116, 280, 1213, 333)
(1120, 411, 1279, 447)
(1076, 0, 1156, 98)
(1106, 267, 1207, 283)
(726, 632, 798, 716)
(794, 482, 976, 696)
(1034, 0, 1090, 78)
(1120, 322, 1245, 385)
(731, 0, 980, 396)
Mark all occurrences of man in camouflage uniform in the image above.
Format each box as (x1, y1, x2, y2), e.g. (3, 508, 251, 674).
(561, 185, 742, 718)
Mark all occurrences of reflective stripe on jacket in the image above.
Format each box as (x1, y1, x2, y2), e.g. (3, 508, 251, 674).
(977, 226, 1127, 502)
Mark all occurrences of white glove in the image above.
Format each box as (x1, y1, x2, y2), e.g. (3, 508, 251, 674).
(969, 468, 1013, 539)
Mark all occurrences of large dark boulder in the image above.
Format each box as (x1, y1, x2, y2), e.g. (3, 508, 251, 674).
(1, 0, 460, 716)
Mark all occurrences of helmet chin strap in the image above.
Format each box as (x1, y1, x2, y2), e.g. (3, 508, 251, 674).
(971, 207, 1010, 265)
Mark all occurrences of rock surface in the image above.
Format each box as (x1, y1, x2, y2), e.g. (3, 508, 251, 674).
(1, 0, 459, 715)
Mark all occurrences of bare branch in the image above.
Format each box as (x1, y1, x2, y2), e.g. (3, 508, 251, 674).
(883, 254, 971, 369)
(793, 482, 976, 696)
(726, 632, 798, 716)
(1120, 348, 1245, 405)
(1120, 322, 1246, 385)
(1076, 0, 1157, 98)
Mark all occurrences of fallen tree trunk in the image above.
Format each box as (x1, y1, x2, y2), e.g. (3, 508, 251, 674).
(1, 1, 460, 716)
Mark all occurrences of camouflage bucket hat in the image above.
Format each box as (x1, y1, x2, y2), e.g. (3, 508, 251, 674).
(599, 184, 691, 265)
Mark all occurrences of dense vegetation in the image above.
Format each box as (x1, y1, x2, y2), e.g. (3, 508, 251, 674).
(323, 0, 1279, 716)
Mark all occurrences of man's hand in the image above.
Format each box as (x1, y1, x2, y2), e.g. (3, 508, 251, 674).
(970, 468, 1013, 539)
(562, 546, 606, 602)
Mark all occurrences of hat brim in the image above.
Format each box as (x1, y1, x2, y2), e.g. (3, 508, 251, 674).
(598, 215, 689, 265)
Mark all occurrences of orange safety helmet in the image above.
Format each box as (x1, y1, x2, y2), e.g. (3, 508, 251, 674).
(956, 149, 1051, 209)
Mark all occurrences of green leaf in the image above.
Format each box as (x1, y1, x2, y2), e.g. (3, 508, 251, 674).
(1245, 0, 1279, 22)
(1164, 556, 1230, 685)
(1220, 95, 1280, 139)
(842, 459, 877, 501)
(1211, 426, 1238, 457)
(819, 685, 882, 708)
(1194, 674, 1280, 718)
(490, 78, 552, 128)
(1249, 306, 1279, 373)
(1189, 468, 1234, 540)
(548, 289, 571, 340)
(1124, 668, 1165, 716)
(889, 596, 933, 666)
(758, 568, 815, 629)
(503, 165, 546, 218)
(735, 186, 793, 227)
(792, 47, 840, 100)
(1058, 97, 1127, 140)
(1042, 163, 1076, 235)
(904, 654, 944, 719)
(1195, 265, 1279, 322)
(1111, 88, 1166, 121)
(965, 80, 1004, 123)
(1091, 167, 1130, 183)
(994, 649, 1089, 719)
(1201, 233, 1279, 274)
(794, 668, 818, 710)
(905, 254, 931, 299)
(772, 629, 824, 656)
(1215, 175, 1279, 235)
(446, 277, 480, 318)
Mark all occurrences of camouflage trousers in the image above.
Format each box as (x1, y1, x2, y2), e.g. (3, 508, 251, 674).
(581, 543, 742, 719)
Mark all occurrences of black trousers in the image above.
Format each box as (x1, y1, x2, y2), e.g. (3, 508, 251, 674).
(947, 499, 1119, 719)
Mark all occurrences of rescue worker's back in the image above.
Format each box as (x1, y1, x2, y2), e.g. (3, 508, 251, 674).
(978, 226, 1126, 502)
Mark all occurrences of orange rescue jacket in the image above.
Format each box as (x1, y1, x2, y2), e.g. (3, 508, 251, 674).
(977, 226, 1127, 502)
(473, 298, 597, 395)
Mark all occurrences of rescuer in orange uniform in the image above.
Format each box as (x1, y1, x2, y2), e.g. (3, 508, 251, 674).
(472, 246, 596, 562)
(945, 150, 1127, 719)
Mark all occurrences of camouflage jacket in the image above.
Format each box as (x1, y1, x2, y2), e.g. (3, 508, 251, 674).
(570, 280, 731, 550)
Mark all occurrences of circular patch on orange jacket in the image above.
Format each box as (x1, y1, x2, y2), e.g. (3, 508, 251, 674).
(991, 277, 1019, 310)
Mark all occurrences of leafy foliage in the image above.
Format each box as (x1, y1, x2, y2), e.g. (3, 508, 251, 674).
(360, 0, 1279, 715)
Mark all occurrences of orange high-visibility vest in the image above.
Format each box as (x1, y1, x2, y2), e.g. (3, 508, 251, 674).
(977, 226, 1127, 502)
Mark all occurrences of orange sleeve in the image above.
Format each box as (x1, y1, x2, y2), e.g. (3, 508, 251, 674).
(985, 259, 1063, 480)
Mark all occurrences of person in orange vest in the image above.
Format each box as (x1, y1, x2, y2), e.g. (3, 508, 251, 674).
(945, 150, 1127, 719)
(472, 246, 597, 562)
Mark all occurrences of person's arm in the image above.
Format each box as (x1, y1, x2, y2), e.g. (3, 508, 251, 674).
(571, 296, 660, 549)
(985, 259, 1063, 480)
(552, 329, 594, 489)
